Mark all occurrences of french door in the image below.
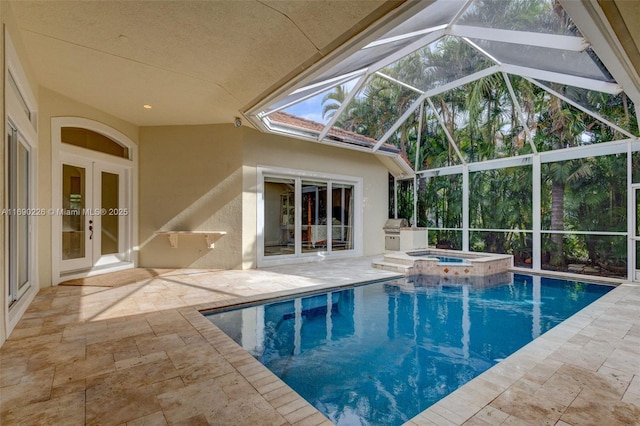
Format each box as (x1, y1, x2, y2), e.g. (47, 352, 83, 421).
(60, 155, 126, 273)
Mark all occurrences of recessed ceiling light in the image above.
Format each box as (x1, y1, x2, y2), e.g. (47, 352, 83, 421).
(143, 104, 152, 109)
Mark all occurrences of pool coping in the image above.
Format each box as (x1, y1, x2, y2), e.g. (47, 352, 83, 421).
(184, 270, 636, 425)
(180, 308, 332, 425)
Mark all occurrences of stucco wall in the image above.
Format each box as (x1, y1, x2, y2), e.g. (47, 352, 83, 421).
(138, 124, 244, 269)
(241, 128, 388, 269)
(37, 87, 139, 288)
(138, 125, 388, 271)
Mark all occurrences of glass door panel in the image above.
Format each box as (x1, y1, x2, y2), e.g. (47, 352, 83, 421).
(17, 142, 30, 291)
(264, 177, 295, 256)
(93, 166, 125, 266)
(302, 181, 327, 253)
(62, 164, 87, 263)
(332, 184, 354, 251)
(100, 171, 119, 255)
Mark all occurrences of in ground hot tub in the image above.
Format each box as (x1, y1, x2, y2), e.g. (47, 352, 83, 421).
(373, 248, 513, 278)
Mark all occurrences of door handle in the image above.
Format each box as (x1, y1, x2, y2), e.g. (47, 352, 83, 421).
(89, 219, 93, 240)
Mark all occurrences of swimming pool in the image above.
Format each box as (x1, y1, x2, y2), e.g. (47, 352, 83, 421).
(205, 274, 613, 425)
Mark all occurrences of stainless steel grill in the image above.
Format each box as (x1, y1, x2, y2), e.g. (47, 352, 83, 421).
(383, 218, 407, 251)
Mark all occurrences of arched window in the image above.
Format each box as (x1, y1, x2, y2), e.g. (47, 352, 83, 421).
(61, 127, 129, 159)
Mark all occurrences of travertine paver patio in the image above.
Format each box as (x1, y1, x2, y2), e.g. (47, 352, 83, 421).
(1, 257, 639, 425)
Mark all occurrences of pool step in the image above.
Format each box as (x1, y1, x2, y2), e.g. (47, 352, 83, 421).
(372, 260, 413, 274)
(382, 253, 416, 266)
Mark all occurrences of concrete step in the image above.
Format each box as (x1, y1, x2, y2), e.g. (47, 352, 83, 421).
(382, 254, 415, 266)
(372, 261, 413, 274)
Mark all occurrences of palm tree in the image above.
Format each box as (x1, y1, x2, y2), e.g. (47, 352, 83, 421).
(321, 84, 349, 121)
(534, 85, 595, 267)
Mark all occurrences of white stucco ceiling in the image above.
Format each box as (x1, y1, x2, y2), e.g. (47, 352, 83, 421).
(7, 0, 640, 130)
(8, 0, 401, 126)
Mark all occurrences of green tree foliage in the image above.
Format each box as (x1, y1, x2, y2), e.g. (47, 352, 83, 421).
(469, 167, 532, 262)
(320, 0, 636, 275)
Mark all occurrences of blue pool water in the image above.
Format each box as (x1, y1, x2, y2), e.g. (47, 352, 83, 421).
(433, 256, 466, 263)
(407, 253, 467, 263)
(206, 274, 613, 425)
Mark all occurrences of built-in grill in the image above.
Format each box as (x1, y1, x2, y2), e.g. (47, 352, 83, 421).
(383, 218, 408, 251)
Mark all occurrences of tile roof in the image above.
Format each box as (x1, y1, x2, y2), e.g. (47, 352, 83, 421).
(269, 111, 401, 154)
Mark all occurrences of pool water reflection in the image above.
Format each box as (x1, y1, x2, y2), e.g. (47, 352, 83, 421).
(206, 274, 612, 425)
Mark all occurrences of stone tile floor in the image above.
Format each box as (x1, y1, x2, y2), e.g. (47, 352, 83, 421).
(1, 257, 639, 425)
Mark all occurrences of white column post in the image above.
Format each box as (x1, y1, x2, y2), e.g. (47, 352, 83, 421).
(533, 154, 542, 271)
(394, 176, 398, 219)
(463, 165, 469, 251)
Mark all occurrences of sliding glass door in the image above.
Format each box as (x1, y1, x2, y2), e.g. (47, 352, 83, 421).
(7, 122, 32, 306)
(261, 171, 358, 263)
